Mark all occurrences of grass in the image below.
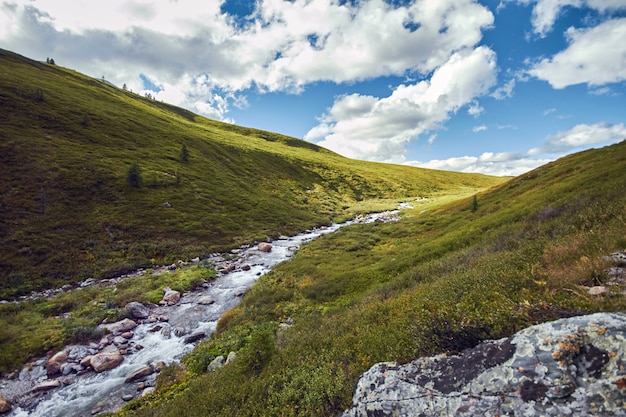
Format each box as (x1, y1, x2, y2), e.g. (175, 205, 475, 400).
(112, 141, 626, 417)
(3, 47, 623, 416)
(0, 263, 216, 371)
(0, 48, 502, 299)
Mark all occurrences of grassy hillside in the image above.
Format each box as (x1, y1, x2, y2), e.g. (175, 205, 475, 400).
(114, 141, 626, 417)
(0, 49, 502, 299)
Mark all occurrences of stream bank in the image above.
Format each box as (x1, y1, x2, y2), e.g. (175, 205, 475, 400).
(0, 210, 400, 416)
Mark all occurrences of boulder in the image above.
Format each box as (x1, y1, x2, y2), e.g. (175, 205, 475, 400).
(341, 312, 626, 417)
(80, 355, 93, 368)
(258, 242, 272, 253)
(46, 350, 68, 377)
(125, 302, 150, 319)
(207, 355, 225, 372)
(226, 351, 237, 364)
(102, 318, 137, 334)
(124, 364, 155, 383)
(90, 351, 124, 372)
(142, 387, 156, 397)
(0, 394, 11, 414)
(161, 287, 181, 305)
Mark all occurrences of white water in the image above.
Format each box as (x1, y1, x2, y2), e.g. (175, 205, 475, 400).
(4, 213, 394, 417)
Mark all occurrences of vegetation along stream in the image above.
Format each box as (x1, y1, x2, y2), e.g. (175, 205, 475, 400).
(0, 210, 400, 417)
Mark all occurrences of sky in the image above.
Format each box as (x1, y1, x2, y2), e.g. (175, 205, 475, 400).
(1, 0, 625, 176)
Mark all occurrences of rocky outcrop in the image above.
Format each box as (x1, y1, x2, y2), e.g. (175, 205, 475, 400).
(342, 312, 626, 417)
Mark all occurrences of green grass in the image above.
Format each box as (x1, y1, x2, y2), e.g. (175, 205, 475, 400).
(113, 141, 626, 417)
(0, 48, 502, 299)
(0, 264, 216, 371)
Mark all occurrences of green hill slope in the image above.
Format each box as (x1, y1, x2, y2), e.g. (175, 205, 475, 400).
(117, 141, 626, 417)
(0, 49, 502, 299)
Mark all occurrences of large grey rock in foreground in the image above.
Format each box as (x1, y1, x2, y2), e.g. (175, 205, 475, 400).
(342, 312, 626, 417)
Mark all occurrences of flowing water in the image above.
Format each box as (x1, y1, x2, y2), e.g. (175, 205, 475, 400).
(2, 211, 397, 417)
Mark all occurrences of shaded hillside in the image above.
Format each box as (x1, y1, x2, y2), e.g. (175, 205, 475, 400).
(117, 142, 626, 417)
(0, 49, 502, 298)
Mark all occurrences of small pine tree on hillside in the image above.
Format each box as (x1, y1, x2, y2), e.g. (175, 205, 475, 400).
(471, 195, 479, 212)
(127, 163, 143, 188)
(180, 143, 190, 163)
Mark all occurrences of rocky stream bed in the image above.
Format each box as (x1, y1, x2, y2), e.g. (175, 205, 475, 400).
(0, 211, 401, 417)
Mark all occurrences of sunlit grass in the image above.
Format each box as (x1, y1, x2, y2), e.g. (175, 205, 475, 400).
(115, 142, 626, 417)
(0, 48, 503, 299)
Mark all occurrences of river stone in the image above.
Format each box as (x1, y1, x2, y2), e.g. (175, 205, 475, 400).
(125, 302, 150, 319)
(197, 296, 215, 305)
(122, 394, 134, 401)
(258, 242, 272, 252)
(0, 394, 11, 414)
(45, 350, 68, 377)
(101, 318, 137, 334)
(80, 355, 93, 367)
(184, 332, 206, 344)
(31, 380, 62, 393)
(341, 312, 626, 417)
(90, 351, 124, 372)
(142, 387, 156, 397)
(125, 364, 155, 383)
(161, 287, 181, 306)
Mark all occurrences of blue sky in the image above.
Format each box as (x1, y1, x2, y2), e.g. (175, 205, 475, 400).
(1, 0, 625, 175)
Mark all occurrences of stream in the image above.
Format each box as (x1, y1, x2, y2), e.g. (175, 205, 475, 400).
(1, 210, 400, 417)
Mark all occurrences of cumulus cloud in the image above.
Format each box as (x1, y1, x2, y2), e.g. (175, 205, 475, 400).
(473, 125, 488, 132)
(468, 100, 485, 117)
(490, 78, 516, 100)
(515, 0, 626, 37)
(0, 0, 495, 119)
(305, 46, 498, 162)
(529, 18, 626, 88)
(528, 122, 626, 155)
(407, 152, 550, 176)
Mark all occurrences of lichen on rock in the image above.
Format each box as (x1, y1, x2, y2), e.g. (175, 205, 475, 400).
(341, 312, 626, 417)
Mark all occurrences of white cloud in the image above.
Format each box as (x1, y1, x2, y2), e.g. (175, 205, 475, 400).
(407, 152, 550, 176)
(588, 87, 611, 96)
(305, 46, 498, 162)
(468, 100, 485, 117)
(543, 107, 556, 116)
(491, 78, 516, 100)
(529, 18, 626, 88)
(473, 124, 488, 132)
(0, 0, 495, 120)
(528, 122, 626, 154)
(516, 0, 626, 37)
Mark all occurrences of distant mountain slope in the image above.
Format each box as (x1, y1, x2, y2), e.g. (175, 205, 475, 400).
(0, 49, 503, 298)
